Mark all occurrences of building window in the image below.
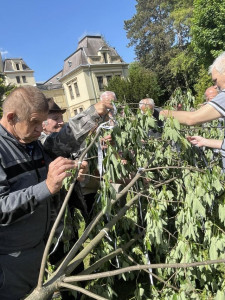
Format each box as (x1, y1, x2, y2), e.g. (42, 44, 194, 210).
(22, 76, 27, 83)
(68, 85, 74, 99)
(74, 109, 78, 115)
(103, 53, 108, 63)
(106, 76, 112, 84)
(79, 107, 83, 113)
(74, 82, 80, 97)
(16, 63, 20, 70)
(16, 76, 21, 83)
(97, 76, 104, 91)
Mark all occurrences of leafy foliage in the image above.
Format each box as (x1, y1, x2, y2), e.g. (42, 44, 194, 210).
(191, 0, 225, 67)
(106, 62, 161, 105)
(0, 74, 14, 116)
(0, 74, 14, 99)
(124, 0, 194, 100)
(124, 0, 225, 103)
(193, 65, 213, 106)
(83, 91, 225, 299)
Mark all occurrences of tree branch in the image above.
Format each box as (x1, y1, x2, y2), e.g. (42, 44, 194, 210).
(38, 128, 103, 287)
(124, 252, 179, 292)
(79, 232, 145, 276)
(65, 192, 144, 275)
(63, 259, 225, 282)
(59, 283, 108, 300)
(47, 165, 147, 283)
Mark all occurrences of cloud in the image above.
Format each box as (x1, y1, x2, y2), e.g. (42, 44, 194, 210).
(0, 49, 9, 58)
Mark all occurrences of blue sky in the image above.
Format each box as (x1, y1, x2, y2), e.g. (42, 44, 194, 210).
(1, 0, 137, 82)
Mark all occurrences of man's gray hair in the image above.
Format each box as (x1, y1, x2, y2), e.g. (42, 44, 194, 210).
(139, 98, 155, 109)
(100, 91, 117, 101)
(2, 86, 49, 121)
(209, 51, 225, 74)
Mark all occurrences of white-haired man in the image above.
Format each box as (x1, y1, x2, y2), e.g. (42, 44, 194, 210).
(100, 90, 117, 103)
(139, 98, 155, 114)
(139, 98, 164, 137)
(160, 51, 225, 169)
(160, 52, 225, 124)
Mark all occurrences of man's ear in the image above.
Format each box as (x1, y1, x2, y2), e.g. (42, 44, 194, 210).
(7, 112, 18, 125)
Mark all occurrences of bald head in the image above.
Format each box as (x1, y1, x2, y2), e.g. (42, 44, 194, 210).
(204, 86, 218, 102)
(2, 86, 49, 121)
(139, 98, 155, 113)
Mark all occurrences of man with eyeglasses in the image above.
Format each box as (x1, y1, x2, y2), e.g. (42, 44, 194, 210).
(160, 51, 225, 170)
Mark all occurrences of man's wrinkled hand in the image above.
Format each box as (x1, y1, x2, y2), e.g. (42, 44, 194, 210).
(94, 101, 113, 116)
(46, 157, 76, 194)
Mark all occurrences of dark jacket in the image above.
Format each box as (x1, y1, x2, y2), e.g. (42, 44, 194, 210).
(0, 105, 100, 254)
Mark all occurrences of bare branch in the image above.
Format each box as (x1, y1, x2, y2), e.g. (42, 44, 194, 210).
(124, 252, 179, 292)
(80, 232, 145, 276)
(47, 166, 148, 282)
(59, 283, 108, 300)
(64, 259, 225, 282)
(38, 173, 78, 287)
(144, 166, 205, 173)
(65, 193, 142, 275)
(38, 127, 103, 287)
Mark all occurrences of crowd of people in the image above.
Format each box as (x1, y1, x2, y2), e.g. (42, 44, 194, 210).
(1, 50, 225, 300)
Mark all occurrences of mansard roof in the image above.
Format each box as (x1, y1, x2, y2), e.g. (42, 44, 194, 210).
(37, 70, 63, 91)
(43, 35, 127, 83)
(43, 70, 63, 85)
(77, 35, 121, 58)
(62, 48, 88, 77)
(4, 58, 33, 72)
(61, 35, 125, 79)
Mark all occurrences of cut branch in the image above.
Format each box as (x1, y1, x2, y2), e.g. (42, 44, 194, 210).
(65, 192, 144, 275)
(64, 259, 225, 282)
(59, 283, 108, 300)
(79, 232, 145, 276)
(47, 165, 147, 283)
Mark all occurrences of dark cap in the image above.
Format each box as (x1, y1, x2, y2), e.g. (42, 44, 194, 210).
(47, 98, 66, 114)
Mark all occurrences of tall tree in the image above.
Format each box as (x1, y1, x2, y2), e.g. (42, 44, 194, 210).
(124, 0, 194, 100)
(106, 62, 162, 105)
(0, 74, 14, 116)
(124, 0, 174, 96)
(191, 0, 225, 67)
(0, 74, 14, 100)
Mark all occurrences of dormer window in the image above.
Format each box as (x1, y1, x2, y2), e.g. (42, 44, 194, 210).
(103, 52, 108, 63)
(16, 63, 20, 70)
(98, 46, 110, 64)
(68, 61, 72, 67)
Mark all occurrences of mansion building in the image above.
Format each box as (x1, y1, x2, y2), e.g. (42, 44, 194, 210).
(0, 55, 36, 87)
(38, 35, 129, 119)
(0, 35, 129, 121)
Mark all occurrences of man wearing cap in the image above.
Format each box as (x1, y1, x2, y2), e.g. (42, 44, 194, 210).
(42, 98, 66, 135)
(39, 98, 88, 300)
